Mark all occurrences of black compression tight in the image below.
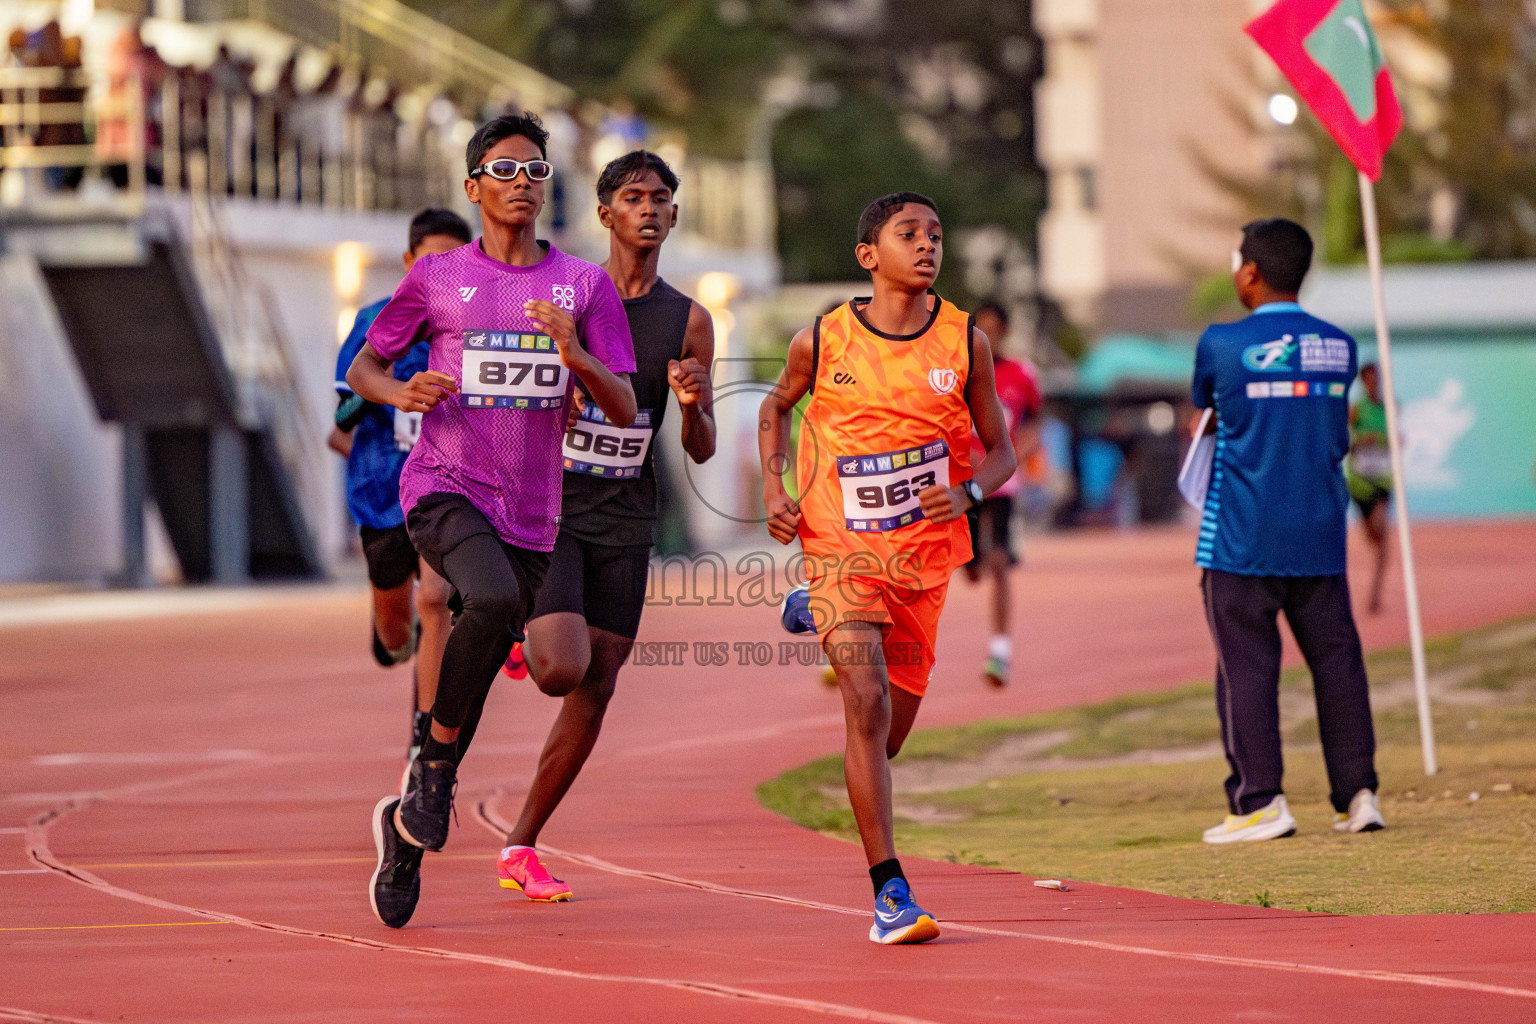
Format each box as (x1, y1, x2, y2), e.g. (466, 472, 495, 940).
(429, 532, 527, 739)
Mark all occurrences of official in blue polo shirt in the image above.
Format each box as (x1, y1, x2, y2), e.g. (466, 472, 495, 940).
(1192, 218, 1384, 844)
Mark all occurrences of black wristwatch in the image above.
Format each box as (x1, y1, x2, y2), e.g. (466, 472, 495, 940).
(962, 479, 984, 509)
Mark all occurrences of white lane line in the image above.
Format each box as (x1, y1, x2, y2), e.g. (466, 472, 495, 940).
(601, 715, 845, 762)
(0, 1004, 111, 1024)
(471, 797, 1536, 1003)
(9, 754, 294, 807)
(32, 751, 262, 767)
(0, 828, 28, 834)
(0, 583, 358, 629)
(0, 868, 48, 875)
(26, 802, 942, 1024)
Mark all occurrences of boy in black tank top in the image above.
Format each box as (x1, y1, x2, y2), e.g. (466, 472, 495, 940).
(488, 151, 717, 901)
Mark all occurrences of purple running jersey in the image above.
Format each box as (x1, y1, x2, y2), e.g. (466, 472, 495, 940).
(367, 240, 635, 550)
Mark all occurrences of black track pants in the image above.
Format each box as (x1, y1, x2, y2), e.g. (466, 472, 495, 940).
(1201, 570, 1378, 815)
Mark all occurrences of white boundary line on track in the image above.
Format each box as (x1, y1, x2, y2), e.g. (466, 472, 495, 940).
(471, 796, 1536, 1003)
(0, 1005, 111, 1024)
(24, 801, 942, 1024)
(0, 583, 358, 630)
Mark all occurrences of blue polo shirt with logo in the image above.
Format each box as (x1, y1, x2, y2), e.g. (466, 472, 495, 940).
(1191, 302, 1357, 577)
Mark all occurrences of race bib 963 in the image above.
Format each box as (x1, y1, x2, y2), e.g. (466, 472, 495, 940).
(459, 329, 569, 410)
(838, 439, 948, 532)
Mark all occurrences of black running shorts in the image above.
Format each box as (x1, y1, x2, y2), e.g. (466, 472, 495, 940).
(529, 528, 652, 639)
(359, 524, 419, 590)
(965, 495, 1018, 569)
(406, 491, 550, 629)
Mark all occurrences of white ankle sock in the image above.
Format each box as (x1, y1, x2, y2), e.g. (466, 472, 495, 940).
(989, 635, 1012, 660)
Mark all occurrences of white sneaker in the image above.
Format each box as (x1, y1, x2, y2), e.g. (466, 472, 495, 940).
(1333, 788, 1385, 833)
(1202, 795, 1297, 844)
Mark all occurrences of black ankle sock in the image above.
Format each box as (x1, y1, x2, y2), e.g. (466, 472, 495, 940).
(869, 858, 905, 896)
(419, 733, 456, 764)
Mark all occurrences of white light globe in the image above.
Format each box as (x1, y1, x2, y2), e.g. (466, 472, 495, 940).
(1269, 94, 1299, 126)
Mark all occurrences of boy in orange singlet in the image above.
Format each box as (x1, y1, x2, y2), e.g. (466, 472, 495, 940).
(760, 192, 1016, 944)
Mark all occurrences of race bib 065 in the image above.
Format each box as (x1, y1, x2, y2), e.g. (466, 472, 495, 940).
(563, 405, 653, 480)
(459, 329, 569, 410)
(838, 439, 948, 532)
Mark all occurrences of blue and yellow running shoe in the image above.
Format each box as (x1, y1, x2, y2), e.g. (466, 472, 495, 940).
(780, 585, 816, 634)
(870, 878, 940, 945)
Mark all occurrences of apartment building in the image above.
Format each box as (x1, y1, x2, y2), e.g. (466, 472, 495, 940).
(1034, 0, 1262, 333)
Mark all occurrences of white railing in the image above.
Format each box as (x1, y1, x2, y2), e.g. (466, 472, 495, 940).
(0, 65, 146, 211)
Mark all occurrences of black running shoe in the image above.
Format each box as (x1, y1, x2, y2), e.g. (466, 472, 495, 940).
(395, 757, 456, 851)
(370, 795, 423, 928)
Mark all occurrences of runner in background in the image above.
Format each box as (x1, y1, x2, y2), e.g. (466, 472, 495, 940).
(961, 301, 1042, 687)
(1345, 362, 1392, 614)
(329, 208, 469, 759)
(489, 150, 715, 902)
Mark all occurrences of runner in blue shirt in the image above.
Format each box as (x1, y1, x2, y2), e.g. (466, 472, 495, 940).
(1191, 218, 1384, 844)
(329, 208, 471, 761)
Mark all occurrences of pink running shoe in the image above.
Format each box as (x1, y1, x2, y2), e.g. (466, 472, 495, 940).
(502, 642, 529, 680)
(497, 846, 572, 902)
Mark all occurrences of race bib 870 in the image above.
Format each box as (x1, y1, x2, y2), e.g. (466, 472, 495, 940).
(563, 405, 653, 480)
(838, 439, 948, 532)
(459, 329, 569, 410)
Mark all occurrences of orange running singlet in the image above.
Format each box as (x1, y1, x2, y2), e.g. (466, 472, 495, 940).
(795, 294, 974, 589)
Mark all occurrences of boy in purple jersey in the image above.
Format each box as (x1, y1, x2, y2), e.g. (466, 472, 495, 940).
(348, 112, 637, 928)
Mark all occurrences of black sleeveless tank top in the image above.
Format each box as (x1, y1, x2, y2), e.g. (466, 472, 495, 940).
(561, 277, 692, 545)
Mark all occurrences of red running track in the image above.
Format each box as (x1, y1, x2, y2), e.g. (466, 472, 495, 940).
(3, 521, 1535, 1023)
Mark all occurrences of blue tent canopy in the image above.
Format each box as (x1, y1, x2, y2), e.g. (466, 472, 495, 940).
(1076, 334, 1196, 395)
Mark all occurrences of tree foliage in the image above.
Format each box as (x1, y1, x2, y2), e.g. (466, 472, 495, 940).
(1385, 0, 1536, 259)
(1203, 0, 1536, 271)
(404, 0, 1044, 293)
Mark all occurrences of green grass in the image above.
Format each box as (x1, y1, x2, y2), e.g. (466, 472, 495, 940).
(756, 616, 1536, 915)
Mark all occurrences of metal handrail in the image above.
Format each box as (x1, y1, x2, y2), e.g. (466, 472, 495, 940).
(174, 191, 327, 529)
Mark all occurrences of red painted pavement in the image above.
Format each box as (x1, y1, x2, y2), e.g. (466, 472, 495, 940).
(3, 521, 1535, 1022)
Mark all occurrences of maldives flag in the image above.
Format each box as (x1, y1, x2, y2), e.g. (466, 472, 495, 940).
(1245, 0, 1402, 180)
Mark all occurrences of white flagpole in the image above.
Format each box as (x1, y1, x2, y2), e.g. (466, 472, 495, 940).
(1357, 169, 1437, 776)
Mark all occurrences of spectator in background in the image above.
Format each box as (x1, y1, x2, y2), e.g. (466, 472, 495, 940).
(541, 103, 581, 231)
(270, 50, 300, 197)
(289, 64, 348, 202)
(357, 76, 402, 208)
(169, 58, 212, 188)
(33, 20, 87, 191)
(1345, 363, 1393, 614)
(1191, 218, 1383, 845)
(599, 96, 648, 151)
(962, 301, 1042, 688)
(207, 43, 255, 195)
(98, 23, 168, 187)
